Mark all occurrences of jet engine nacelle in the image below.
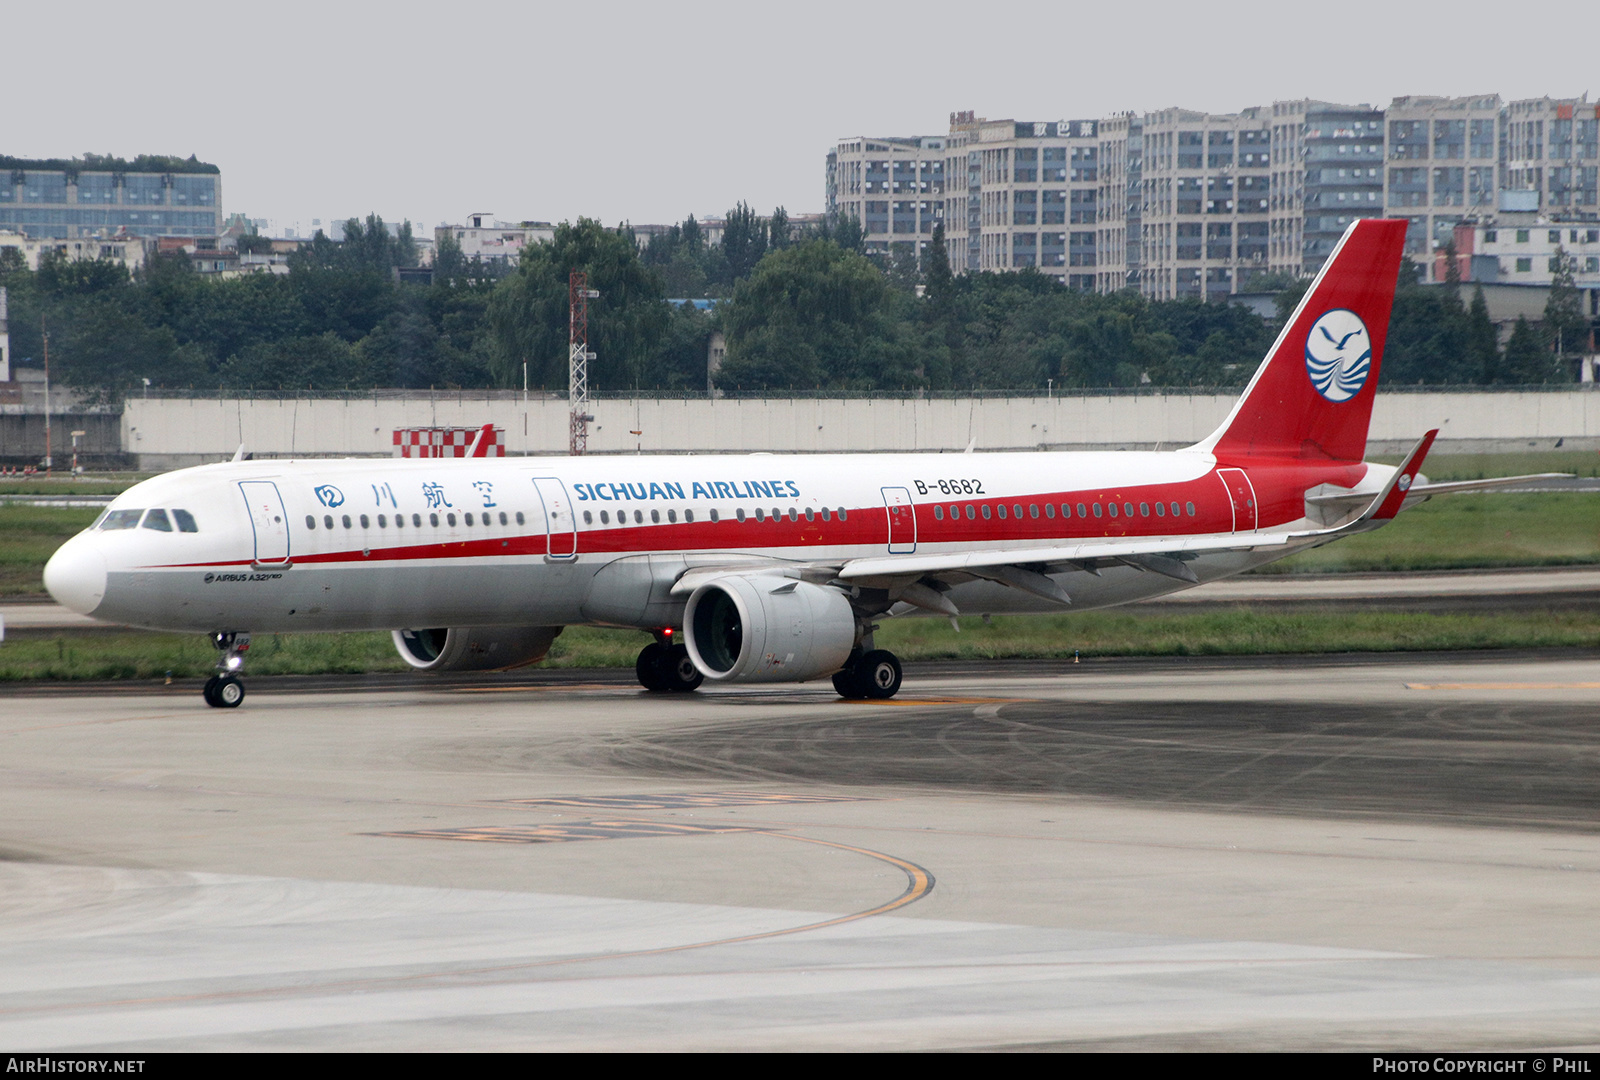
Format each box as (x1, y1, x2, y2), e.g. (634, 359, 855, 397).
(683, 575, 856, 683)
(392, 626, 564, 672)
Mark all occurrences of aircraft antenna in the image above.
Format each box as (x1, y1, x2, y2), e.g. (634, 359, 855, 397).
(569, 271, 598, 455)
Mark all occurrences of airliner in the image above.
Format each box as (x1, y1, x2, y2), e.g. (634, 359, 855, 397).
(42, 219, 1554, 707)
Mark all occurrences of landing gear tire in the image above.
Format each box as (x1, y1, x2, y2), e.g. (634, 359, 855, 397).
(833, 649, 902, 700)
(637, 642, 702, 693)
(636, 642, 669, 692)
(203, 674, 245, 709)
(660, 644, 703, 692)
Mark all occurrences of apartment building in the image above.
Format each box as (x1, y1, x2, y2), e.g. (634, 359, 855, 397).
(1094, 113, 1141, 292)
(1502, 96, 1600, 215)
(0, 156, 221, 240)
(935, 114, 1101, 286)
(436, 213, 555, 264)
(825, 135, 946, 263)
(829, 90, 1600, 296)
(1382, 95, 1504, 259)
(1130, 107, 1273, 299)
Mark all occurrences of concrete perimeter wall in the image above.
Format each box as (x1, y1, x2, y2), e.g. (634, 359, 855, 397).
(123, 390, 1600, 469)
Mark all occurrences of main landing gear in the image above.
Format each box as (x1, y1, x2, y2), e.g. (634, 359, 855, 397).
(636, 639, 703, 693)
(832, 648, 903, 700)
(203, 631, 250, 709)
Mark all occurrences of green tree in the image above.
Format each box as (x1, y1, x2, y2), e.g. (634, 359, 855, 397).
(1543, 246, 1586, 379)
(720, 202, 768, 283)
(1467, 285, 1499, 384)
(1501, 314, 1561, 383)
(218, 332, 367, 391)
(718, 240, 915, 390)
(768, 207, 792, 252)
(485, 218, 669, 391)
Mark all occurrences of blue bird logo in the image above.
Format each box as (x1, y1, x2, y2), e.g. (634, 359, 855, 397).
(1304, 309, 1372, 402)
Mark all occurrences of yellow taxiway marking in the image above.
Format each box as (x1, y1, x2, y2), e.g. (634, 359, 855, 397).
(1405, 682, 1600, 690)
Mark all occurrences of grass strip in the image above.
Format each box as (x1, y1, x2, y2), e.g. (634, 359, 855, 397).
(3, 609, 1596, 682)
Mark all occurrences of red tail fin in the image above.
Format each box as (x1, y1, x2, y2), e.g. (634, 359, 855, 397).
(1195, 218, 1407, 463)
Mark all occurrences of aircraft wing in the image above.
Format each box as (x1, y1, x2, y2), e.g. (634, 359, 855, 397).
(673, 432, 1440, 609)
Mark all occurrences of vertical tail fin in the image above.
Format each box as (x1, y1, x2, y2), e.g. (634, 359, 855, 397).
(1193, 218, 1408, 463)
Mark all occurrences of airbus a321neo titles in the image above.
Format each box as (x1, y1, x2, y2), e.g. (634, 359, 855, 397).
(44, 219, 1562, 707)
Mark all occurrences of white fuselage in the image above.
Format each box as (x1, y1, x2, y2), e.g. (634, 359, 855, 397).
(44, 448, 1383, 635)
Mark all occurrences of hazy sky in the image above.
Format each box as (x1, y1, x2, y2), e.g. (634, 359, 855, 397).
(8, 0, 1595, 235)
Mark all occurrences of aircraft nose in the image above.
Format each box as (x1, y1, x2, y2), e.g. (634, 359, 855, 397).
(44, 535, 107, 616)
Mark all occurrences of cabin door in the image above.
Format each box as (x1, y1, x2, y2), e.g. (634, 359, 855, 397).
(238, 481, 291, 565)
(882, 486, 917, 553)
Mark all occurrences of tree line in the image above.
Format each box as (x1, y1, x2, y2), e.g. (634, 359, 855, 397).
(0, 209, 1585, 401)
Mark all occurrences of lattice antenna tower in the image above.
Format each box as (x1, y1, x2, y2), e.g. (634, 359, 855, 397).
(568, 271, 598, 455)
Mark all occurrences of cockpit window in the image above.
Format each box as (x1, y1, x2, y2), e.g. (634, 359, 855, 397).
(142, 509, 173, 532)
(100, 509, 144, 530)
(172, 509, 199, 533)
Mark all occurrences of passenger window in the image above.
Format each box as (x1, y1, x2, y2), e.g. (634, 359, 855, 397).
(964, 505, 974, 520)
(788, 508, 797, 522)
(1044, 503, 1055, 519)
(173, 509, 199, 533)
(838, 508, 847, 521)
(101, 509, 144, 530)
(1139, 503, 1149, 517)
(651, 509, 660, 524)
(360, 514, 370, 528)
(1170, 502, 1181, 517)
(634, 510, 643, 524)
(934, 505, 944, 520)
(582, 511, 592, 525)
(305, 515, 316, 530)
(1185, 502, 1197, 516)
(997, 505, 1007, 520)
(821, 508, 831, 521)
(142, 509, 173, 532)
(465, 512, 475, 526)
(342, 515, 352, 529)
(1108, 504, 1118, 518)
(429, 513, 439, 527)
(1123, 503, 1134, 517)
(413, 514, 423, 527)
(668, 509, 677, 523)
(804, 508, 814, 522)
(600, 510, 610, 524)
(324, 515, 335, 529)
(1029, 504, 1039, 519)
(393, 514, 403, 529)
(1093, 503, 1103, 518)
(1013, 504, 1022, 519)
(685, 509, 694, 523)
(1077, 503, 1087, 517)
(755, 508, 765, 522)
(736, 508, 746, 522)
(982, 505, 992, 519)
(1155, 502, 1165, 517)
(708, 508, 719, 522)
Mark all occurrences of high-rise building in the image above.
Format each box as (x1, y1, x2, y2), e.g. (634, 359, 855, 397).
(0, 155, 222, 240)
(1133, 106, 1273, 300)
(825, 135, 947, 263)
(1094, 113, 1141, 293)
(1502, 95, 1600, 217)
(936, 114, 1100, 287)
(1381, 95, 1503, 260)
(830, 90, 1600, 296)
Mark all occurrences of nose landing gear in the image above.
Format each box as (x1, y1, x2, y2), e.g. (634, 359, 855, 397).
(203, 632, 250, 708)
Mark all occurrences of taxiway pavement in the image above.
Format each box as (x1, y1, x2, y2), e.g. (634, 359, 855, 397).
(2, 654, 1599, 1050)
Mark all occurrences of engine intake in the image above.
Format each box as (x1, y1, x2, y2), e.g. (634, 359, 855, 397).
(683, 575, 855, 683)
(393, 626, 564, 672)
